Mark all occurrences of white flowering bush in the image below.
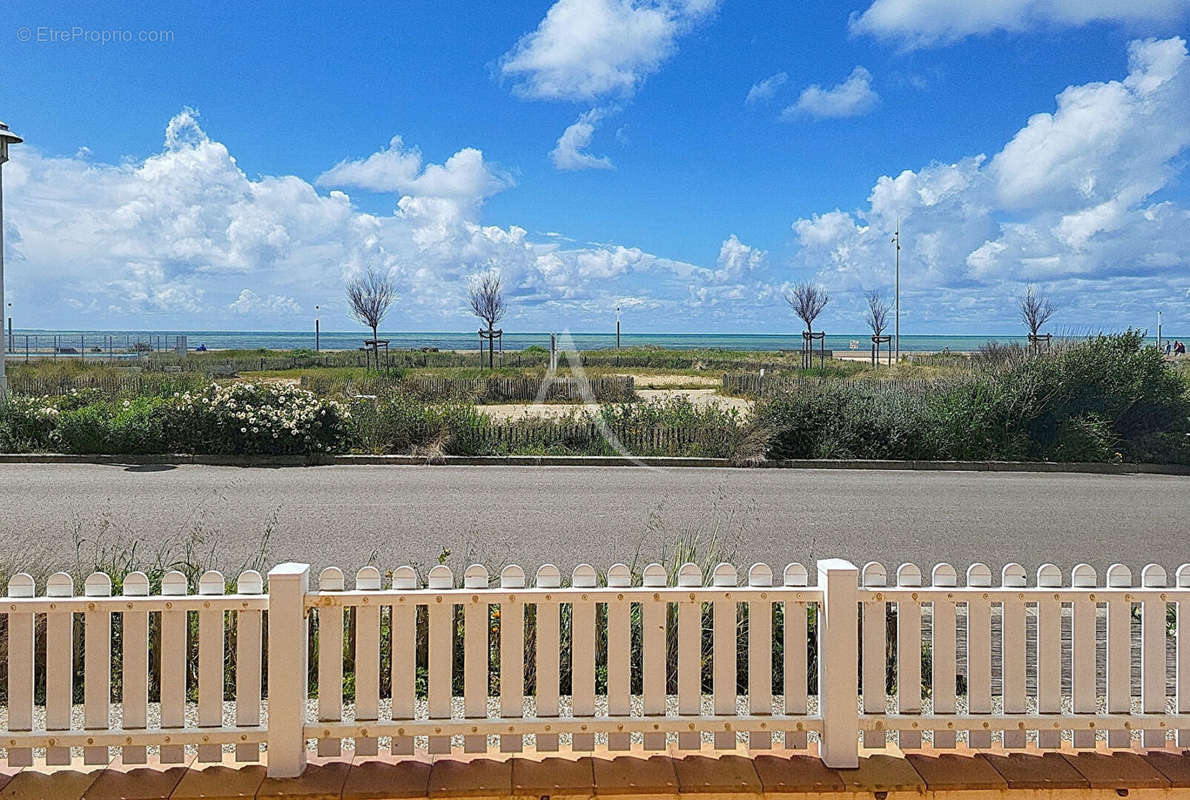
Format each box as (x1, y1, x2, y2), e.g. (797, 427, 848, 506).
(161, 382, 349, 455)
(0, 395, 61, 451)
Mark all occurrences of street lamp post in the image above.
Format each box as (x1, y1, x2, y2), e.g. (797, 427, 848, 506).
(0, 122, 24, 400)
(315, 305, 320, 353)
(891, 219, 901, 364)
(616, 305, 621, 349)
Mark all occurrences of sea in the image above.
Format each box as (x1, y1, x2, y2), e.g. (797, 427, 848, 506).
(6, 329, 1176, 353)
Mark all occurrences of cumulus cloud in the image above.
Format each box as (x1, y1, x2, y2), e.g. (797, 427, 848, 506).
(229, 289, 302, 316)
(851, 0, 1190, 47)
(786, 67, 879, 119)
(500, 0, 719, 101)
(745, 72, 788, 105)
(790, 37, 1190, 328)
(3, 107, 748, 330)
(550, 108, 615, 170)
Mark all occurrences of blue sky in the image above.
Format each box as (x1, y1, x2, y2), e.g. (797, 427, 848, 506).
(1, 0, 1189, 334)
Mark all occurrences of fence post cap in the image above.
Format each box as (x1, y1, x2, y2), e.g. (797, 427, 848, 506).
(642, 563, 667, 587)
(712, 563, 738, 587)
(1036, 564, 1062, 588)
(1106, 563, 1132, 588)
(862, 562, 887, 586)
(268, 562, 312, 579)
(236, 570, 264, 595)
(1070, 563, 1097, 588)
(895, 563, 922, 586)
(748, 563, 773, 587)
(427, 564, 454, 589)
(499, 565, 525, 589)
(783, 563, 808, 587)
(318, 567, 345, 592)
(464, 564, 490, 589)
(606, 563, 631, 587)
(199, 570, 226, 595)
(966, 563, 993, 587)
(677, 562, 702, 587)
(1001, 563, 1027, 588)
(572, 564, 597, 588)
(46, 571, 74, 597)
(1141, 563, 1167, 588)
(1177, 564, 1190, 588)
(6, 572, 35, 598)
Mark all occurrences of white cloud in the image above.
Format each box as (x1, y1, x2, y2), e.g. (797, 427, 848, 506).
(790, 38, 1190, 328)
(745, 72, 788, 105)
(851, 0, 1190, 47)
(316, 136, 510, 208)
(500, 0, 718, 101)
(550, 108, 615, 170)
(786, 67, 879, 119)
(229, 289, 302, 316)
(4, 107, 745, 330)
(714, 234, 766, 281)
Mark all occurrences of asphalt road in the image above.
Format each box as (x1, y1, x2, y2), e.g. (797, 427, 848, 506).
(0, 464, 1186, 581)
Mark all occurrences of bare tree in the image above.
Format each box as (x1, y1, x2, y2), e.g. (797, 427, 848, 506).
(469, 271, 507, 368)
(865, 290, 890, 337)
(785, 282, 830, 336)
(346, 267, 397, 369)
(1019, 285, 1056, 337)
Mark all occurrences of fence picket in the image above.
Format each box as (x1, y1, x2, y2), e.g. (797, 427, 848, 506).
(6, 574, 35, 767)
(677, 562, 703, 751)
(498, 566, 525, 754)
(1070, 564, 1098, 749)
(197, 571, 226, 762)
(83, 573, 113, 766)
(931, 564, 957, 749)
(783, 563, 809, 750)
(390, 566, 418, 756)
(712, 564, 739, 749)
(642, 563, 668, 751)
(159, 570, 188, 764)
(534, 565, 562, 752)
(235, 570, 264, 762)
(747, 564, 774, 750)
(463, 565, 490, 753)
(354, 567, 383, 756)
(861, 563, 887, 748)
(1178, 565, 1190, 748)
(1000, 564, 1028, 749)
(571, 565, 598, 752)
(1035, 564, 1062, 749)
(45, 572, 74, 766)
(426, 565, 454, 754)
(1141, 564, 1168, 748)
(896, 564, 922, 749)
(119, 573, 150, 765)
(1106, 564, 1133, 748)
(316, 568, 345, 758)
(965, 564, 993, 748)
(606, 564, 632, 751)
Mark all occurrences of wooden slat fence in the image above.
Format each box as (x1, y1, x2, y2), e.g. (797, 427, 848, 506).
(722, 372, 938, 397)
(8, 373, 204, 397)
(3, 558, 1189, 777)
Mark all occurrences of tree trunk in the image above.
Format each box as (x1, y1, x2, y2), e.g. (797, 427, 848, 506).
(372, 324, 379, 371)
(488, 323, 494, 369)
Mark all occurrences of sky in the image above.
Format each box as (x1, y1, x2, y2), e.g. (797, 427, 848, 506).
(1, 0, 1189, 335)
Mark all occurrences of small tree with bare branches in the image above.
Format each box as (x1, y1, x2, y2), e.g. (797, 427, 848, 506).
(786, 282, 829, 369)
(346, 267, 397, 369)
(865, 290, 892, 366)
(469, 271, 507, 368)
(1019, 285, 1056, 350)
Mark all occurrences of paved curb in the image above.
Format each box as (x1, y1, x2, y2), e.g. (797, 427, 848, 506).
(0, 452, 1187, 474)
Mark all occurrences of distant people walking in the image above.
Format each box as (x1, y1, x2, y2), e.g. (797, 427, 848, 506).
(1175, 341, 1186, 355)
(1166, 341, 1173, 355)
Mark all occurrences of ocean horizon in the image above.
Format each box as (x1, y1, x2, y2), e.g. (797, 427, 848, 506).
(5, 328, 1177, 353)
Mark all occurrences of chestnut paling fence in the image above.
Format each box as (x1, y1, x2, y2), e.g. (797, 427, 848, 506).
(2, 558, 1189, 777)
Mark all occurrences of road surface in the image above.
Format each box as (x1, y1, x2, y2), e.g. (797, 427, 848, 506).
(0, 464, 1185, 580)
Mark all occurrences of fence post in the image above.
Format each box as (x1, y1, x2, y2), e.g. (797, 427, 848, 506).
(817, 558, 859, 768)
(267, 563, 310, 778)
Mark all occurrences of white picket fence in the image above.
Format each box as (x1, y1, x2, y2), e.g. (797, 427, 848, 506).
(2, 558, 1189, 777)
